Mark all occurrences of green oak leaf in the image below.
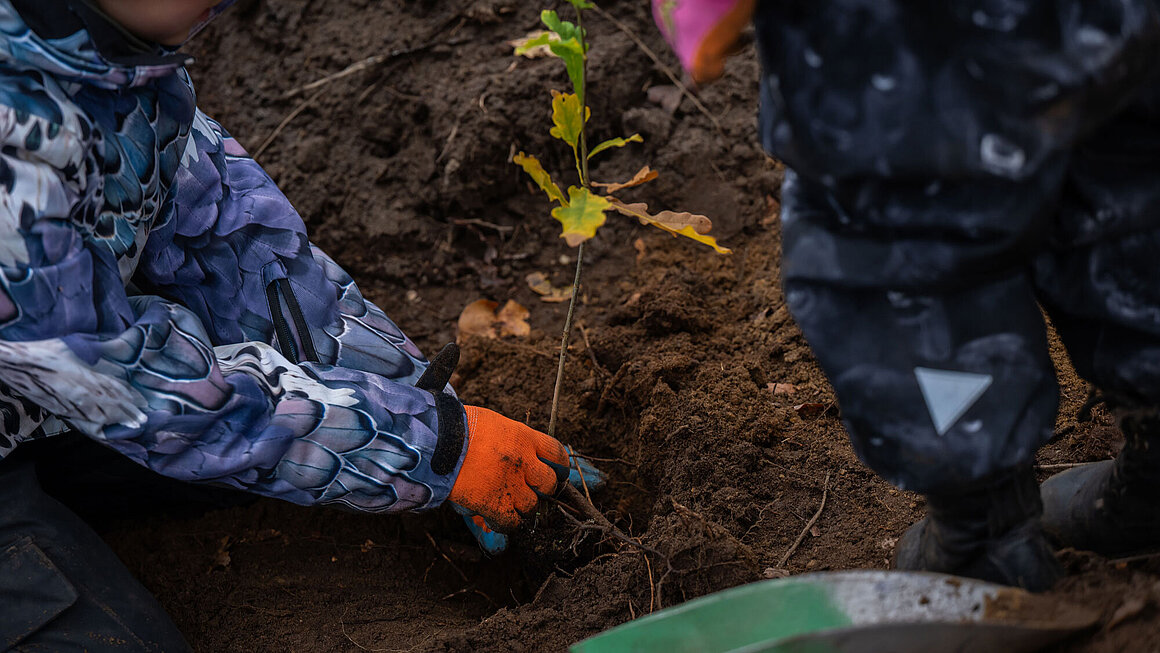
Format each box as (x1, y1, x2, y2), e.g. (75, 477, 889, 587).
(552, 186, 611, 246)
(587, 133, 643, 160)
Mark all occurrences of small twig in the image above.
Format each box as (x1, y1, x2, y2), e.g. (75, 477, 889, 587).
(1036, 462, 1102, 472)
(284, 43, 438, 99)
(252, 87, 325, 161)
(776, 472, 831, 569)
(567, 445, 593, 504)
(557, 486, 666, 560)
(1107, 550, 1160, 565)
(423, 531, 468, 583)
(451, 218, 513, 232)
(440, 587, 497, 607)
(590, 4, 726, 138)
(340, 609, 445, 652)
(642, 544, 656, 613)
(596, 362, 629, 414)
(577, 323, 607, 379)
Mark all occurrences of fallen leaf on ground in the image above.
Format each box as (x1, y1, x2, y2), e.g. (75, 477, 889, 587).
(633, 238, 646, 263)
(793, 403, 827, 418)
(212, 535, 232, 570)
(767, 382, 797, 396)
(495, 300, 531, 337)
(526, 271, 573, 302)
(457, 299, 531, 341)
(360, 539, 376, 554)
(592, 166, 659, 194)
(647, 85, 682, 114)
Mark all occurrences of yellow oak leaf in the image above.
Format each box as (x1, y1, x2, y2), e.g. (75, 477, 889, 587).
(607, 198, 731, 254)
(513, 152, 567, 206)
(549, 90, 588, 149)
(552, 186, 610, 247)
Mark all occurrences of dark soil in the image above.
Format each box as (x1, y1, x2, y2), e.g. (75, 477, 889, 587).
(97, 1, 1160, 651)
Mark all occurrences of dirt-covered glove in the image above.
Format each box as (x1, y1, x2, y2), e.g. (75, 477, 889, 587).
(652, 0, 755, 84)
(449, 406, 571, 532)
(455, 446, 608, 554)
(415, 344, 607, 551)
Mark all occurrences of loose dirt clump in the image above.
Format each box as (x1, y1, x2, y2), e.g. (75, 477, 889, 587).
(92, 2, 1160, 651)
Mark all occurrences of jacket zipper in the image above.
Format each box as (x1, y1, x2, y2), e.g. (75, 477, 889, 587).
(276, 278, 318, 363)
(265, 280, 318, 364)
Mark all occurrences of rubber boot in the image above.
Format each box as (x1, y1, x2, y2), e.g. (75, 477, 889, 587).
(1041, 407, 1160, 557)
(894, 467, 1062, 592)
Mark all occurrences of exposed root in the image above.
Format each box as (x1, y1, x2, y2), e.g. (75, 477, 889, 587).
(776, 471, 830, 569)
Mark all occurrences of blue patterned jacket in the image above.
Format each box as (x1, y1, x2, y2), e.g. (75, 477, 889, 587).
(0, 0, 468, 513)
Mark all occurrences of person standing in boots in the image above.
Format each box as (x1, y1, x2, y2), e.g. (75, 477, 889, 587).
(654, 0, 1160, 590)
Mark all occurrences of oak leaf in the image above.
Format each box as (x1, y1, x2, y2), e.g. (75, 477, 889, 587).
(510, 30, 555, 58)
(592, 166, 659, 194)
(607, 198, 731, 254)
(457, 299, 531, 342)
(552, 186, 610, 247)
(550, 90, 588, 149)
(513, 152, 567, 206)
(526, 271, 573, 303)
(587, 133, 643, 160)
(539, 11, 587, 97)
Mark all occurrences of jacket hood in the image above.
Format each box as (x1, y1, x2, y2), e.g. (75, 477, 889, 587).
(0, 0, 232, 90)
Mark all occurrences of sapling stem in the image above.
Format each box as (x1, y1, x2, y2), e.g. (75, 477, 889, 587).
(547, 3, 591, 441)
(547, 242, 585, 439)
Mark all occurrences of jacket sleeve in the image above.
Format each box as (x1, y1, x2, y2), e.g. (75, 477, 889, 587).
(0, 104, 467, 513)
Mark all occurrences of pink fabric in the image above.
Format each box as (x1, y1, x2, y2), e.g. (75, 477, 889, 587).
(651, 0, 746, 77)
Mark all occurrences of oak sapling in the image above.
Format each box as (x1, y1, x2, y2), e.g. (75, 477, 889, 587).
(511, 1, 730, 440)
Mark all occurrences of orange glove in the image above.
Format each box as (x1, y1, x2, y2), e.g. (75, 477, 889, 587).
(448, 406, 570, 532)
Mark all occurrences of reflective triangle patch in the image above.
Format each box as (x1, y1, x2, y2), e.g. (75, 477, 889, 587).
(914, 367, 993, 436)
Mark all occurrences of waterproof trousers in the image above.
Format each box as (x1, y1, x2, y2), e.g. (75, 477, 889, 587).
(755, 0, 1160, 493)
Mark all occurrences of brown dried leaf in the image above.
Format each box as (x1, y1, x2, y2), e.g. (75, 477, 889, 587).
(360, 539, 376, 554)
(793, 403, 826, 418)
(457, 299, 500, 340)
(633, 237, 646, 263)
(457, 299, 530, 341)
(525, 271, 573, 303)
(592, 166, 660, 194)
(495, 300, 531, 337)
(212, 535, 232, 570)
(767, 382, 797, 396)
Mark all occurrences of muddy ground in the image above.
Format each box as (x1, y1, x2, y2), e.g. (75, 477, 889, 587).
(99, 1, 1160, 651)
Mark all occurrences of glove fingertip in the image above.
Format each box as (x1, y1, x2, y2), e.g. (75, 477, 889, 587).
(460, 512, 509, 554)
